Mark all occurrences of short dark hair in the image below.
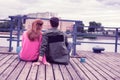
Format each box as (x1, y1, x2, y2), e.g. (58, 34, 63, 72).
(50, 17, 59, 27)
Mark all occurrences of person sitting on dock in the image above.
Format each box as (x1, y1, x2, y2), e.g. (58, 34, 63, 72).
(19, 19, 49, 65)
(39, 17, 70, 65)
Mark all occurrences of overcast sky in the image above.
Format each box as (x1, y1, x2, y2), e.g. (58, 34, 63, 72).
(0, 0, 120, 27)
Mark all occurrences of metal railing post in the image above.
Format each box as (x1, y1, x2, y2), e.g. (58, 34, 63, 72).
(9, 18, 13, 52)
(72, 24, 77, 56)
(17, 16, 22, 47)
(115, 28, 118, 53)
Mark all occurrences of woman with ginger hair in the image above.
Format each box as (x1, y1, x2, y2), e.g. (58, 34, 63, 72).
(19, 19, 49, 65)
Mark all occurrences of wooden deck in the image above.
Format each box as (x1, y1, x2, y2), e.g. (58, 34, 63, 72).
(0, 51, 120, 80)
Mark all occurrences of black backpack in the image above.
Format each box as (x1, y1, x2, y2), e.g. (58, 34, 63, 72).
(46, 34, 70, 65)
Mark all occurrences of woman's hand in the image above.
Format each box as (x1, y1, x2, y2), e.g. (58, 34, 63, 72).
(32, 62, 41, 66)
(32, 56, 50, 66)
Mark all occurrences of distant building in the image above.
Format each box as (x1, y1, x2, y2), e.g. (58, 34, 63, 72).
(26, 12, 57, 18)
(25, 12, 74, 32)
(25, 12, 57, 30)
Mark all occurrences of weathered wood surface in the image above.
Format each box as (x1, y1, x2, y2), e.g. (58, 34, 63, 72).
(0, 51, 120, 80)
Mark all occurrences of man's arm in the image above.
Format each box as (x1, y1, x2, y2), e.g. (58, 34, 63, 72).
(65, 34, 69, 47)
(39, 33, 48, 56)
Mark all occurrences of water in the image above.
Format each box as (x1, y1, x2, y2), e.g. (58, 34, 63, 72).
(68, 38, 120, 53)
(0, 35, 22, 52)
(0, 35, 120, 53)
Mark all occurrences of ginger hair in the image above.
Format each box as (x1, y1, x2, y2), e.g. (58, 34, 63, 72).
(27, 19, 43, 41)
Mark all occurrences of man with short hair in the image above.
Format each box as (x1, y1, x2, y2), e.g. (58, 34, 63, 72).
(40, 17, 70, 65)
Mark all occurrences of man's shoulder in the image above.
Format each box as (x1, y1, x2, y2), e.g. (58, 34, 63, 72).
(44, 29, 64, 35)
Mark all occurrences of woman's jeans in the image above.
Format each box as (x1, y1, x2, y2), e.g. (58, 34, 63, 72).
(16, 46, 21, 55)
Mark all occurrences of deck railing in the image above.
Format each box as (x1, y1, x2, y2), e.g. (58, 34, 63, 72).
(72, 25, 120, 55)
(0, 16, 120, 54)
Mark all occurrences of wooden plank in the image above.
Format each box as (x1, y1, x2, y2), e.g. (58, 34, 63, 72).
(0, 52, 16, 54)
(95, 53, 120, 71)
(89, 53, 120, 77)
(0, 55, 17, 75)
(86, 58, 113, 80)
(84, 53, 120, 79)
(6, 61, 26, 80)
(36, 64, 45, 80)
(104, 52, 120, 58)
(17, 62, 32, 80)
(0, 54, 13, 66)
(76, 58, 106, 80)
(27, 63, 38, 80)
(95, 55, 120, 78)
(70, 58, 90, 80)
(66, 60, 81, 80)
(0, 58, 19, 80)
(0, 54, 4, 59)
(1, 52, 120, 80)
(0, 54, 8, 61)
(99, 53, 120, 67)
(52, 64, 63, 80)
(46, 64, 54, 80)
(72, 58, 98, 80)
(59, 65, 72, 80)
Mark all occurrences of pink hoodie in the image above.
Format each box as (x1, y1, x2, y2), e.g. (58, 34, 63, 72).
(20, 31, 42, 61)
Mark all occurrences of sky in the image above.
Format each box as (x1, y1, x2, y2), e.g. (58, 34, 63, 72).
(0, 0, 120, 27)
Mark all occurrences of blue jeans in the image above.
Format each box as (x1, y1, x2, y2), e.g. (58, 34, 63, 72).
(16, 46, 21, 60)
(16, 46, 21, 54)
